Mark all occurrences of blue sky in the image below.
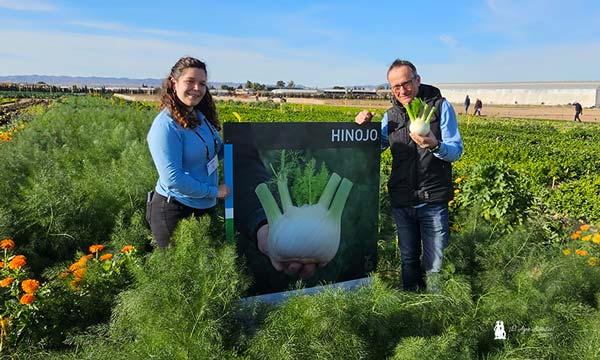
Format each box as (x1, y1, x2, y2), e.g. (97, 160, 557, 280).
(1, 0, 599, 87)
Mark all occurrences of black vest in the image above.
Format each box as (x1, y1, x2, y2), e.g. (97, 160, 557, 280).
(386, 84, 453, 207)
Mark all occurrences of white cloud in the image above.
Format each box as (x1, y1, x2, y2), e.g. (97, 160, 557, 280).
(141, 28, 191, 37)
(2, 25, 598, 87)
(67, 19, 289, 57)
(479, 0, 579, 39)
(0, 0, 56, 11)
(0, 29, 384, 87)
(69, 21, 129, 32)
(439, 35, 458, 48)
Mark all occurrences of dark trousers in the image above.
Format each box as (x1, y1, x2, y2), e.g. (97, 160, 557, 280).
(574, 112, 582, 122)
(147, 192, 214, 249)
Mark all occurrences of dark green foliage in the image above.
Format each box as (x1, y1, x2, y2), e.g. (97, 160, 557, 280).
(444, 205, 600, 359)
(546, 176, 600, 224)
(262, 150, 330, 207)
(218, 101, 366, 123)
(455, 116, 600, 224)
(291, 158, 330, 205)
(105, 216, 248, 359)
(391, 331, 471, 360)
(247, 289, 370, 359)
(0, 96, 156, 272)
(457, 161, 533, 228)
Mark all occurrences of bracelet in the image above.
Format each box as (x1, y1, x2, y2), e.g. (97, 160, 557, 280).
(428, 143, 441, 153)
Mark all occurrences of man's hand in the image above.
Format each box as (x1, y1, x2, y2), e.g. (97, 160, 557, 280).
(355, 110, 376, 125)
(256, 224, 327, 279)
(409, 131, 439, 150)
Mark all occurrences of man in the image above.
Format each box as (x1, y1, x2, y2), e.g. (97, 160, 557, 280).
(573, 102, 583, 122)
(355, 59, 463, 292)
(464, 95, 470, 114)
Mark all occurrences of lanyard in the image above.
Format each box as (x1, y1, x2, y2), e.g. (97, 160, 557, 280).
(193, 121, 220, 161)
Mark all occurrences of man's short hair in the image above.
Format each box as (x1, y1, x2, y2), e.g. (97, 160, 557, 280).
(387, 59, 417, 76)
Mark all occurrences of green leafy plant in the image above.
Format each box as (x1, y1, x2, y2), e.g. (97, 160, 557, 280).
(404, 97, 436, 136)
(454, 161, 533, 228)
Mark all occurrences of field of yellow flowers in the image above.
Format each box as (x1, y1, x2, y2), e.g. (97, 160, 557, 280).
(0, 95, 599, 359)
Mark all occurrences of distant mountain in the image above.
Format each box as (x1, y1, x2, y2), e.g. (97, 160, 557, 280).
(0, 75, 243, 89)
(0, 75, 162, 87)
(0, 74, 383, 90)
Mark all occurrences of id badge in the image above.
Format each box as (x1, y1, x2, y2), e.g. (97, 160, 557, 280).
(207, 155, 218, 175)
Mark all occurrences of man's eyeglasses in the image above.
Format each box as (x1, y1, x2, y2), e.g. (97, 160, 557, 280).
(391, 76, 416, 92)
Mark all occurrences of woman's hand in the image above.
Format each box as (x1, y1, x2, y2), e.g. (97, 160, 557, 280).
(217, 184, 230, 199)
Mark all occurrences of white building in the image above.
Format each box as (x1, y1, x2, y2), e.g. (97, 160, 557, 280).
(271, 89, 321, 97)
(434, 81, 600, 107)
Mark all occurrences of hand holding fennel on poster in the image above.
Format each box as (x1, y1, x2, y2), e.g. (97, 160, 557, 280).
(254, 150, 353, 279)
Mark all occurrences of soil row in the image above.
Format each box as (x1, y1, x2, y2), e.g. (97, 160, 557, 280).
(0, 99, 51, 126)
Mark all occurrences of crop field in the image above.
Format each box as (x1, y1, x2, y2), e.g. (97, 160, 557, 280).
(0, 95, 599, 359)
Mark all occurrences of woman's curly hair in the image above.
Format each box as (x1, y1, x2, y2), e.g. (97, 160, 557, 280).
(160, 56, 220, 130)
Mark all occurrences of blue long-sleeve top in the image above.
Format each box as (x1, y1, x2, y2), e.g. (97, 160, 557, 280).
(381, 99, 463, 162)
(147, 108, 223, 209)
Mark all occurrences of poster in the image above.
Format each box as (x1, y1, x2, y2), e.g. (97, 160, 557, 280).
(224, 122, 380, 296)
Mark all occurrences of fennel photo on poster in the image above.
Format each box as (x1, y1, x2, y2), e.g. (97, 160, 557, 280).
(224, 122, 380, 296)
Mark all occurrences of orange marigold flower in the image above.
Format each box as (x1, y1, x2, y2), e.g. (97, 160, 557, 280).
(21, 279, 40, 294)
(89, 244, 105, 253)
(593, 234, 600, 244)
(8, 255, 26, 269)
(0, 239, 15, 251)
(570, 233, 580, 239)
(73, 268, 86, 279)
(562, 249, 572, 256)
(581, 235, 592, 242)
(454, 189, 460, 194)
(100, 253, 113, 261)
(19, 293, 35, 305)
(58, 272, 70, 279)
(0, 261, 4, 268)
(580, 224, 591, 231)
(69, 260, 85, 271)
(121, 245, 135, 253)
(575, 249, 589, 256)
(0, 278, 14, 287)
(588, 257, 598, 267)
(69, 255, 91, 271)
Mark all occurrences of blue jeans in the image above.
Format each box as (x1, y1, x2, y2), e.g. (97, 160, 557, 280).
(392, 203, 449, 291)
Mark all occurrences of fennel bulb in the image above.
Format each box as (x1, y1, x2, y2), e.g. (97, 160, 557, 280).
(404, 97, 436, 136)
(255, 172, 353, 263)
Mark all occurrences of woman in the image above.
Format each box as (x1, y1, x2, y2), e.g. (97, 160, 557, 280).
(147, 56, 230, 248)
